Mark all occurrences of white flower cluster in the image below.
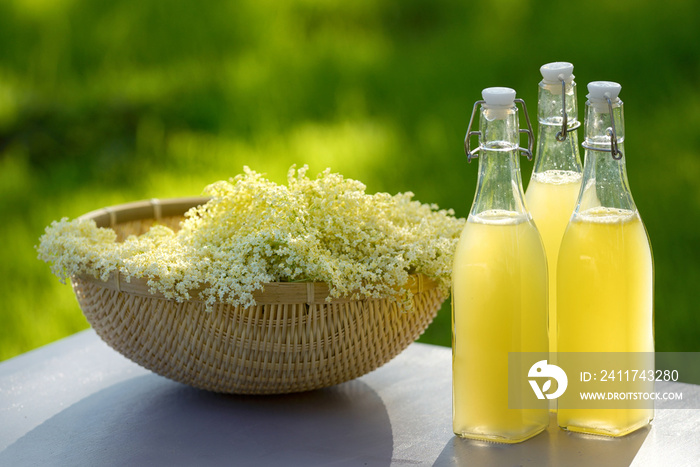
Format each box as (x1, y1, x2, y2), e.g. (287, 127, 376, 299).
(38, 166, 465, 310)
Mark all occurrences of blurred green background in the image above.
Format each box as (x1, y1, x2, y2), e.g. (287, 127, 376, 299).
(1, 0, 699, 361)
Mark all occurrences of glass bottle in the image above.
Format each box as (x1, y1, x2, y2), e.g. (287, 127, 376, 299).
(557, 81, 654, 436)
(452, 87, 549, 443)
(525, 62, 583, 362)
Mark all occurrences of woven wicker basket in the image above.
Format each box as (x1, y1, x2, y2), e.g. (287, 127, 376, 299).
(70, 197, 446, 394)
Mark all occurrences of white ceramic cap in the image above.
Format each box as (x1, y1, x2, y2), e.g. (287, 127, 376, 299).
(482, 87, 516, 107)
(587, 81, 622, 102)
(540, 62, 574, 84)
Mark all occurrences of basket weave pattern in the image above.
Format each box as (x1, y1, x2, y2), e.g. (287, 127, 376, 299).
(71, 198, 445, 394)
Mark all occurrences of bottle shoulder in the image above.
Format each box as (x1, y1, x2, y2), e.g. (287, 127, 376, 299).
(561, 207, 651, 249)
(461, 210, 542, 242)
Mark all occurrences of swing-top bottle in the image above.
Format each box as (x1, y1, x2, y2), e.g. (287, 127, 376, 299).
(452, 87, 549, 443)
(557, 81, 654, 436)
(525, 62, 583, 359)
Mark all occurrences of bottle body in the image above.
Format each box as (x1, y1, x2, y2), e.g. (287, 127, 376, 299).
(453, 88, 548, 443)
(526, 170, 581, 360)
(452, 210, 549, 442)
(556, 82, 654, 436)
(557, 208, 654, 436)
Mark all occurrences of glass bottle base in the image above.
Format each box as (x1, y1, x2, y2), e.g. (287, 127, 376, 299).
(454, 424, 547, 444)
(559, 417, 652, 437)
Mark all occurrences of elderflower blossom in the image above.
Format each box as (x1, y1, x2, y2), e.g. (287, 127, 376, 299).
(38, 166, 465, 310)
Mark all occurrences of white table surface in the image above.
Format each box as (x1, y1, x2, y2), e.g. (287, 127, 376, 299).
(1, 330, 698, 466)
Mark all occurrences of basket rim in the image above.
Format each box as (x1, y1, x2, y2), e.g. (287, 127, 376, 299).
(77, 196, 211, 228)
(74, 196, 440, 305)
(73, 272, 438, 305)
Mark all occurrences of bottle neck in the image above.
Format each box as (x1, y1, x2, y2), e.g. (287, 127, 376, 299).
(532, 80, 582, 175)
(575, 99, 636, 215)
(470, 105, 529, 218)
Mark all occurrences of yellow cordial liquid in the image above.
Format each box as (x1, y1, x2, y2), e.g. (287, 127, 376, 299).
(525, 170, 582, 356)
(452, 209, 549, 443)
(557, 207, 654, 436)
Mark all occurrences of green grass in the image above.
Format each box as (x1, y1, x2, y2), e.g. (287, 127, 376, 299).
(1, 0, 699, 360)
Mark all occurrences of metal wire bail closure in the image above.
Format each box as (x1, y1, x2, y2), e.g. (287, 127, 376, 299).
(553, 75, 581, 142)
(581, 94, 623, 160)
(555, 76, 569, 142)
(463, 98, 535, 162)
(463, 100, 483, 163)
(605, 95, 623, 160)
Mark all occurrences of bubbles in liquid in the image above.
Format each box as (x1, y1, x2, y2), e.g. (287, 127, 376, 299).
(576, 206, 638, 224)
(531, 170, 582, 185)
(469, 209, 530, 225)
